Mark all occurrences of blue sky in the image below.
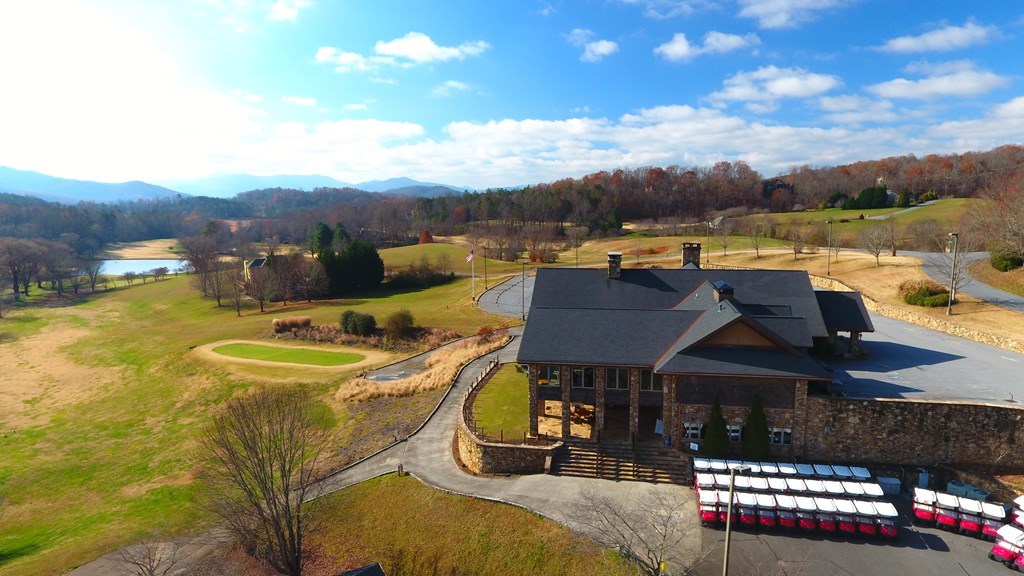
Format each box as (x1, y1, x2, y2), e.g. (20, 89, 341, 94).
(1, 1, 1022, 190)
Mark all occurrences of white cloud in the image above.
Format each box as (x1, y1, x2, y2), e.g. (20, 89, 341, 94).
(655, 31, 760, 61)
(343, 103, 368, 111)
(617, 0, 714, 19)
(431, 80, 471, 97)
(866, 61, 1009, 100)
(268, 0, 312, 21)
(818, 95, 898, 124)
(927, 97, 1024, 151)
(876, 21, 997, 53)
(317, 32, 489, 73)
(282, 95, 317, 106)
(736, 0, 848, 29)
(709, 66, 841, 112)
(566, 29, 619, 62)
(375, 32, 489, 63)
(537, 2, 556, 16)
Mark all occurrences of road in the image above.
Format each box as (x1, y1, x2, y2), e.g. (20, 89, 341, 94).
(907, 250, 1024, 313)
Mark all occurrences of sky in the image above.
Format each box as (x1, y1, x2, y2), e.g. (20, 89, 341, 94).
(0, 1, 1022, 190)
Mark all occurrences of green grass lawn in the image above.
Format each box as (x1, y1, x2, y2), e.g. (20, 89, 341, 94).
(212, 343, 364, 366)
(381, 242, 521, 275)
(969, 259, 1024, 297)
(0, 273, 504, 576)
(472, 363, 530, 442)
(313, 473, 624, 576)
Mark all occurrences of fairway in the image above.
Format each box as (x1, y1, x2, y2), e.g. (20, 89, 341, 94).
(212, 342, 364, 366)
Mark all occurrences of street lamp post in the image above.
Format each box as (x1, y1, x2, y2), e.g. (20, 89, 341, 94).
(722, 464, 752, 576)
(521, 260, 527, 320)
(826, 219, 834, 276)
(946, 232, 959, 316)
(705, 221, 711, 266)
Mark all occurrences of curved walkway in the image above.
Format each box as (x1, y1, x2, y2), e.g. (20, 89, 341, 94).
(906, 250, 1024, 312)
(476, 272, 534, 318)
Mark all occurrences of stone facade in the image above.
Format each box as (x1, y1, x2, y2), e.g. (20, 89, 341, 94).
(456, 422, 559, 475)
(676, 403, 799, 458)
(803, 396, 1024, 468)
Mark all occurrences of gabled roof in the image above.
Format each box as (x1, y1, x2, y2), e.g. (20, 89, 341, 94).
(814, 291, 874, 333)
(336, 563, 387, 576)
(517, 267, 837, 380)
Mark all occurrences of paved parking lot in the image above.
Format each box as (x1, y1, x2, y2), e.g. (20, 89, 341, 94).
(694, 498, 1008, 576)
(832, 314, 1024, 405)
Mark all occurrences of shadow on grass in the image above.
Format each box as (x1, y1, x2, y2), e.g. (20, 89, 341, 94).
(0, 332, 16, 344)
(0, 543, 42, 567)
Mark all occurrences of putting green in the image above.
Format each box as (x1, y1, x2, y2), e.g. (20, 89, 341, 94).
(211, 343, 365, 366)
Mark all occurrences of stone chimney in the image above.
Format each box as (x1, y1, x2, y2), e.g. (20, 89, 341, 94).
(682, 242, 701, 269)
(607, 252, 622, 279)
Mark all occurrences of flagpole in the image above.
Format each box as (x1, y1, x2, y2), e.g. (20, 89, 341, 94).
(471, 249, 476, 301)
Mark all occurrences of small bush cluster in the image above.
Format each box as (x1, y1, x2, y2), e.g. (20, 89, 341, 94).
(898, 280, 949, 307)
(475, 321, 510, 343)
(992, 252, 1024, 272)
(340, 310, 377, 336)
(384, 309, 416, 339)
(271, 316, 312, 333)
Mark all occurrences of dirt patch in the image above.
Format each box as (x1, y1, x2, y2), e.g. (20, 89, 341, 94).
(101, 239, 180, 259)
(192, 340, 392, 373)
(0, 314, 124, 429)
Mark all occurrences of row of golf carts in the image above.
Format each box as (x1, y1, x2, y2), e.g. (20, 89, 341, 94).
(980, 495, 1024, 571)
(698, 490, 900, 539)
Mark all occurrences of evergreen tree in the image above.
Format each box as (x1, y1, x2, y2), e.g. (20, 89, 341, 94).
(742, 395, 770, 459)
(309, 222, 333, 257)
(341, 240, 384, 292)
(703, 397, 729, 458)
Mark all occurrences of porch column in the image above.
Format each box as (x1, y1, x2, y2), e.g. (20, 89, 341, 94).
(663, 375, 676, 448)
(629, 368, 640, 440)
(561, 364, 572, 439)
(593, 367, 606, 441)
(528, 364, 539, 437)
(793, 379, 808, 460)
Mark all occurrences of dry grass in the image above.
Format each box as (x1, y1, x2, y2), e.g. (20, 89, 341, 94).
(336, 337, 507, 402)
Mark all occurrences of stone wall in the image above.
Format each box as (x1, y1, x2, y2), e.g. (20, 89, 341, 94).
(804, 396, 1024, 469)
(455, 421, 559, 475)
(676, 404, 798, 459)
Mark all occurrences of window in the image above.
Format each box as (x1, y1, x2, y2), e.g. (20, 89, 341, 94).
(770, 428, 792, 445)
(606, 367, 629, 390)
(571, 366, 594, 388)
(683, 422, 704, 440)
(537, 365, 559, 386)
(727, 425, 743, 442)
(640, 369, 663, 391)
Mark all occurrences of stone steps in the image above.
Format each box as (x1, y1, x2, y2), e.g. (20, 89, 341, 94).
(550, 441, 692, 484)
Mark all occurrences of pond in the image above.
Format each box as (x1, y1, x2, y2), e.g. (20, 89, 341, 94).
(99, 259, 184, 276)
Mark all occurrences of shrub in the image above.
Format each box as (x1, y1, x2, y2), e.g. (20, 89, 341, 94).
(992, 253, 1024, 272)
(339, 310, 376, 336)
(384, 309, 415, 339)
(272, 316, 313, 333)
(898, 280, 949, 307)
(742, 396, 770, 459)
(703, 398, 729, 458)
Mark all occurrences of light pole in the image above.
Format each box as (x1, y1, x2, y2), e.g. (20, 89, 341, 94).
(826, 219, 834, 276)
(722, 464, 751, 576)
(946, 232, 959, 316)
(521, 260, 527, 321)
(705, 221, 711, 266)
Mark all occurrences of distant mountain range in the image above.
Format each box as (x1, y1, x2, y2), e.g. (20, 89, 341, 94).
(0, 165, 472, 204)
(0, 165, 182, 203)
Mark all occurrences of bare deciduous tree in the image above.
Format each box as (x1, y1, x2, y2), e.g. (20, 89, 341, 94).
(747, 221, 766, 258)
(788, 228, 805, 261)
(83, 260, 104, 292)
(225, 268, 246, 316)
(925, 231, 980, 305)
(716, 218, 736, 257)
(572, 487, 708, 576)
(859, 224, 888, 266)
(246, 266, 272, 313)
(293, 258, 327, 303)
(196, 388, 330, 576)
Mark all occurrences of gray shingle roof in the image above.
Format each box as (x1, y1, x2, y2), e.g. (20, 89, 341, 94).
(518, 266, 836, 380)
(814, 291, 875, 333)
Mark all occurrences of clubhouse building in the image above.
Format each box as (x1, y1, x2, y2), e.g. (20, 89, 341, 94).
(515, 244, 873, 458)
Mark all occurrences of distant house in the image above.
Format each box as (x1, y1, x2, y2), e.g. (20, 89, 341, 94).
(243, 257, 267, 282)
(516, 243, 873, 458)
(336, 562, 387, 576)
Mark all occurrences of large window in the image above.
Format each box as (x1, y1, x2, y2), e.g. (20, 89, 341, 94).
(537, 365, 559, 386)
(571, 366, 594, 388)
(640, 369, 664, 391)
(606, 367, 629, 390)
(770, 428, 792, 445)
(727, 425, 744, 442)
(683, 422, 704, 440)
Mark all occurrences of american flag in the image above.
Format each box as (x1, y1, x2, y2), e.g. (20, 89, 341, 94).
(466, 249, 474, 262)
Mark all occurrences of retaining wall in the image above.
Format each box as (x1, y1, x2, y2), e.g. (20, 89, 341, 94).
(456, 422, 558, 474)
(804, 396, 1024, 468)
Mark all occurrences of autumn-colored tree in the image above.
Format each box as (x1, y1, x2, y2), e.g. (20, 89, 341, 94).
(417, 229, 434, 244)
